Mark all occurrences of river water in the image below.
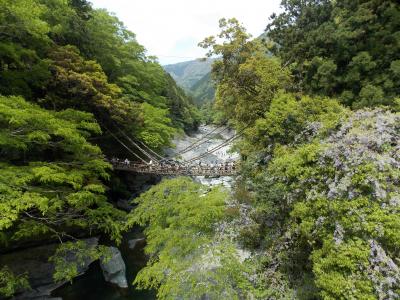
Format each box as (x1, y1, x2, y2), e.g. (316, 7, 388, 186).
(53, 125, 237, 299)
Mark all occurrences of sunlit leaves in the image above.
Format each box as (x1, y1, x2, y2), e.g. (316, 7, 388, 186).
(128, 177, 256, 299)
(200, 18, 291, 127)
(0, 95, 125, 246)
(134, 102, 176, 149)
(267, 0, 400, 108)
(50, 240, 111, 282)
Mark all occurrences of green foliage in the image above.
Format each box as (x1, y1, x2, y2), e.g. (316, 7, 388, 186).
(0, 94, 127, 235)
(200, 12, 400, 300)
(200, 18, 291, 127)
(0, 0, 198, 144)
(311, 239, 375, 299)
(127, 177, 257, 299)
(190, 71, 215, 106)
(76, 8, 199, 133)
(253, 93, 346, 147)
(0, 0, 50, 41)
(0, 0, 52, 100)
(242, 108, 400, 298)
(50, 241, 111, 283)
(134, 102, 177, 149)
(162, 73, 201, 131)
(0, 42, 50, 100)
(0, 95, 127, 284)
(0, 0, 200, 297)
(267, 0, 400, 108)
(199, 100, 226, 125)
(42, 45, 136, 126)
(0, 266, 30, 297)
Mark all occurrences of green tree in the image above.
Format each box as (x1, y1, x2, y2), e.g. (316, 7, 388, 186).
(133, 102, 177, 149)
(0, 0, 49, 42)
(0, 266, 30, 297)
(0, 95, 127, 293)
(42, 45, 135, 125)
(0, 0, 51, 100)
(267, 0, 400, 108)
(163, 73, 201, 131)
(128, 177, 257, 300)
(239, 103, 400, 298)
(200, 18, 291, 127)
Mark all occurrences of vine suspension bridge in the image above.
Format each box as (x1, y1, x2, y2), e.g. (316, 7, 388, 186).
(108, 125, 241, 176)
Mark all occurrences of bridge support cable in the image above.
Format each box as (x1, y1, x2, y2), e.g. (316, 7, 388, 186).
(108, 122, 160, 163)
(106, 129, 149, 164)
(183, 134, 240, 164)
(137, 140, 165, 161)
(94, 107, 159, 163)
(174, 125, 227, 156)
(178, 126, 229, 156)
(183, 127, 248, 164)
(117, 129, 159, 163)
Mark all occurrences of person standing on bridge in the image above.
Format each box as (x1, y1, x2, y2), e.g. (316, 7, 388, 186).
(124, 158, 130, 165)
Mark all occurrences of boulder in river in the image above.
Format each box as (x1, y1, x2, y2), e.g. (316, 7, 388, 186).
(100, 247, 128, 289)
(128, 238, 145, 250)
(0, 237, 99, 300)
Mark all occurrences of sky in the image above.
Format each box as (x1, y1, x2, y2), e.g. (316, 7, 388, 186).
(89, 0, 282, 65)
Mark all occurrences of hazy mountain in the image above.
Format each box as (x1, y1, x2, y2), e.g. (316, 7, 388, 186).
(164, 59, 215, 106)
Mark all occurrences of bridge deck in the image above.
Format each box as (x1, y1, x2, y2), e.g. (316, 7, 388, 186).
(112, 162, 238, 176)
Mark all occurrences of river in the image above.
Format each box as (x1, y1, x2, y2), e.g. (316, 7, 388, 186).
(53, 124, 237, 299)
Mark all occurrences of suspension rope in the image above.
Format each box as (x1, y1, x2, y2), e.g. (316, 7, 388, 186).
(176, 125, 226, 156)
(106, 129, 149, 164)
(138, 140, 165, 160)
(183, 136, 238, 163)
(183, 127, 247, 164)
(93, 106, 158, 163)
(180, 126, 228, 155)
(119, 129, 158, 162)
(109, 122, 159, 162)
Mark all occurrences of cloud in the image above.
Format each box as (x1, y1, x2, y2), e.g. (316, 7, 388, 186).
(89, 0, 282, 64)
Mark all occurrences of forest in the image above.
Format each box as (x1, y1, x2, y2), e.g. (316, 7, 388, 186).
(1, 0, 400, 299)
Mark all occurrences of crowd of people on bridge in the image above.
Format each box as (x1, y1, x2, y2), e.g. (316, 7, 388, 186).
(110, 157, 236, 174)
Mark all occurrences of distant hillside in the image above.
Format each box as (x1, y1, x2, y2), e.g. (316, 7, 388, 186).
(164, 59, 215, 106)
(164, 58, 214, 89)
(190, 72, 214, 105)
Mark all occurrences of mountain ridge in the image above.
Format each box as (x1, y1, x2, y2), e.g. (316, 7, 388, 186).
(164, 58, 215, 106)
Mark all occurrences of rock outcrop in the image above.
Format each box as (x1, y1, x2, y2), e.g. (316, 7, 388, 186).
(128, 238, 145, 250)
(0, 238, 99, 300)
(100, 247, 128, 289)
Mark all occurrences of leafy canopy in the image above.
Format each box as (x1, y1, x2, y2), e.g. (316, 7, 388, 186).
(0, 95, 127, 282)
(128, 177, 257, 300)
(199, 18, 291, 127)
(267, 0, 400, 108)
